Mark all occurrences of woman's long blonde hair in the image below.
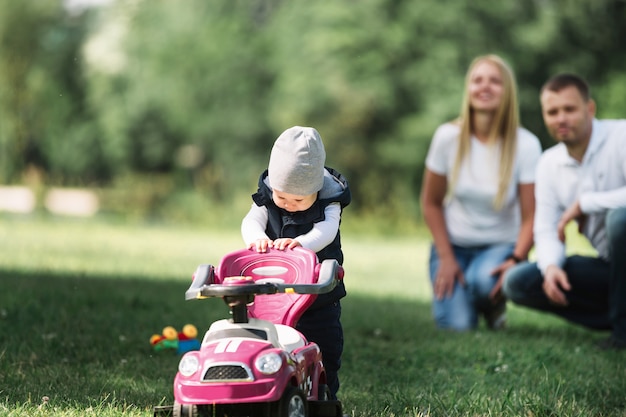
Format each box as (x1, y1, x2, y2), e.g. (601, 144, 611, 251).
(449, 54, 520, 210)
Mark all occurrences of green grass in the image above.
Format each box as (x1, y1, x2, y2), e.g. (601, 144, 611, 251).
(0, 216, 624, 416)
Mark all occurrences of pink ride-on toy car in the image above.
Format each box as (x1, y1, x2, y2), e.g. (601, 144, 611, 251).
(153, 247, 344, 417)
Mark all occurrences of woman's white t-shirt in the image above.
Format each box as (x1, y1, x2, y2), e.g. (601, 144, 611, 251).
(425, 122, 542, 247)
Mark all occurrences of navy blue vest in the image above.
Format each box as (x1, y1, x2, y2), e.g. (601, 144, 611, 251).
(251, 167, 351, 307)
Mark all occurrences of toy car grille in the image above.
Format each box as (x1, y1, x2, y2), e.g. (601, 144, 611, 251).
(203, 365, 252, 381)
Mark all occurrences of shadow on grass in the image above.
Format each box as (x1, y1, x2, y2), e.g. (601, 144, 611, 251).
(1, 269, 624, 415)
(0, 269, 219, 410)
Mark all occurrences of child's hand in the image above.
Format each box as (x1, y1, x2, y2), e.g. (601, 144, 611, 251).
(272, 238, 302, 250)
(248, 239, 273, 253)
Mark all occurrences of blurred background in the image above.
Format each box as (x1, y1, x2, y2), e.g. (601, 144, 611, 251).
(1, 0, 625, 230)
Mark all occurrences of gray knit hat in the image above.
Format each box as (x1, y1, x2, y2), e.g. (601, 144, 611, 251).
(268, 126, 326, 196)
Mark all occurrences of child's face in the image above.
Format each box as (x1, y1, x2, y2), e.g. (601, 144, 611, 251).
(272, 190, 317, 213)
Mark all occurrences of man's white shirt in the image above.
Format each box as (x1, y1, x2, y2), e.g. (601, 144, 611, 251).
(534, 119, 626, 274)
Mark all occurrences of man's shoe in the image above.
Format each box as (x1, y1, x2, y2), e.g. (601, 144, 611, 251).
(485, 302, 507, 330)
(596, 335, 626, 351)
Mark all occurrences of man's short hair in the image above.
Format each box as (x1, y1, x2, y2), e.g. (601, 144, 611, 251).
(541, 73, 591, 101)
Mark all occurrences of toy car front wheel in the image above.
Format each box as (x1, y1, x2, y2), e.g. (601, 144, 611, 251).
(172, 401, 199, 417)
(277, 387, 308, 417)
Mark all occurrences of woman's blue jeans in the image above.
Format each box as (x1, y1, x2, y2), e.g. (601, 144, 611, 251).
(429, 242, 514, 330)
(503, 207, 626, 340)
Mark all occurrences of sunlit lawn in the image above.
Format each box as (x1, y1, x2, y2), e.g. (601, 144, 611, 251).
(0, 215, 623, 417)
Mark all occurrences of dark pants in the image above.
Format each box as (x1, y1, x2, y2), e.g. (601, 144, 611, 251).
(503, 208, 626, 341)
(296, 297, 343, 400)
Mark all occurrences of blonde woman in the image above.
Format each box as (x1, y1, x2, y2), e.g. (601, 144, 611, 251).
(421, 54, 541, 331)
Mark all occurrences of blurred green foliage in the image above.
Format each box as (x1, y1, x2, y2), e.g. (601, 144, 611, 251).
(0, 0, 625, 218)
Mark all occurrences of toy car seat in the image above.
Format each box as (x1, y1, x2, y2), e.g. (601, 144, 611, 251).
(215, 247, 320, 328)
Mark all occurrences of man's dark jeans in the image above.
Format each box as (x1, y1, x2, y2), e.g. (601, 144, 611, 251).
(503, 207, 626, 341)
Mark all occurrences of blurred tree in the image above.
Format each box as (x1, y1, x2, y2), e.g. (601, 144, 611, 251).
(2, 0, 625, 219)
(264, 0, 537, 214)
(85, 0, 275, 198)
(263, 0, 463, 214)
(0, 1, 59, 182)
(0, 1, 108, 185)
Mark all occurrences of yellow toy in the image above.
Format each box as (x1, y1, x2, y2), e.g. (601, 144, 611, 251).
(150, 324, 200, 354)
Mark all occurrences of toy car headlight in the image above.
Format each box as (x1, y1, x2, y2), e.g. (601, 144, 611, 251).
(178, 354, 200, 377)
(255, 352, 283, 375)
